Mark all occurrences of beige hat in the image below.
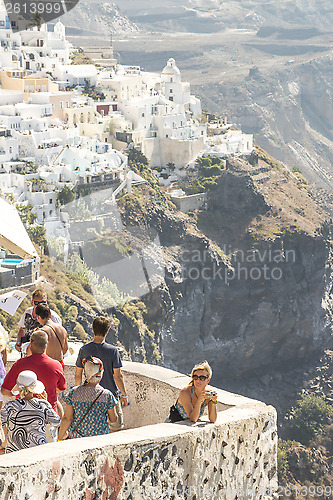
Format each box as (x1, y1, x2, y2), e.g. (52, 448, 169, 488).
(12, 370, 45, 396)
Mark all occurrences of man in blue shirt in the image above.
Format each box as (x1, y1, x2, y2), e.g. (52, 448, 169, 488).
(75, 316, 128, 430)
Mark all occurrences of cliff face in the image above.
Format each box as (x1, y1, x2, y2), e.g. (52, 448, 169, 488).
(115, 154, 333, 385)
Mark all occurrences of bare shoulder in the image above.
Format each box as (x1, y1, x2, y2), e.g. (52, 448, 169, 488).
(178, 385, 191, 402)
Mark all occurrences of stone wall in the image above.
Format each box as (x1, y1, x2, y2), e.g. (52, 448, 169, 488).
(0, 362, 278, 499)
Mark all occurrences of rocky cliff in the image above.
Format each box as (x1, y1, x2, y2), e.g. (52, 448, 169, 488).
(108, 151, 333, 387)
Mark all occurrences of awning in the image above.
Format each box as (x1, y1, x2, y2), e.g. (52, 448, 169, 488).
(0, 197, 38, 259)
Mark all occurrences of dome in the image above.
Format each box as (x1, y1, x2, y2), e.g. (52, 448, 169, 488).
(162, 58, 181, 75)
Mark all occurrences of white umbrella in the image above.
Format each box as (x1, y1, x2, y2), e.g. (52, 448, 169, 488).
(0, 197, 38, 259)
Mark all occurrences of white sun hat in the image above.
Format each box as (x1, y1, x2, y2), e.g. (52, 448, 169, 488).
(12, 370, 45, 395)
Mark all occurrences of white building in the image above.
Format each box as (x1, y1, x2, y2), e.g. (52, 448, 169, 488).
(205, 130, 254, 157)
(54, 64, 97, 89)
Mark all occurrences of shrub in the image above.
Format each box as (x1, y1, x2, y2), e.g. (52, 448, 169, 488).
(277, 439, 299, 477)
(66, 305, 78, 321)
(199, 164, 222, 177)
(201, 177, 218, 191)
(277, 440, 290, 476)
(58, 185, 75, 206)
(73, 322, 87, 341)
(289, 394, 333, 445)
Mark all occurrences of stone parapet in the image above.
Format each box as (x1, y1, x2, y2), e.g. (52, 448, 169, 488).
(0, 362, 278, 499)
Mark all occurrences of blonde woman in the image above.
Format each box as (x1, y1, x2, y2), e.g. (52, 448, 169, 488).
(0, 370, 60, 453)
(170, 361, 217, 423)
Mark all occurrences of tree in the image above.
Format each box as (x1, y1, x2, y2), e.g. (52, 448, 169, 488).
(29, 13, 43, 30)
(27, 225, 47, 250)
(17, 204, 37, 225)
(290, 393, 333, 445)
(127, 148, 149, 167)
(58, 186, 75, 206)
(66, 305, 78, 321)
(73, 322, 87, 341)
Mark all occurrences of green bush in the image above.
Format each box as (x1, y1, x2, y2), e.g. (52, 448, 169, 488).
(277, 439, 298, 476)
(277, 441, 289, 476)
(66, 305, 78, 321)
(199, 164, 222, 177)
(201, 177, 218, 191)
(73, 322, 87, 341)
(290, 393, 333, 445)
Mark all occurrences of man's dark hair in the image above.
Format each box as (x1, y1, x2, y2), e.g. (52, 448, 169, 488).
(92, 317, 110, 337)
(35, 303, 51, 320)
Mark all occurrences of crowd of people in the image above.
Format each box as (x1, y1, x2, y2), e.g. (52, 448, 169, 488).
(0, 288, 218, 454)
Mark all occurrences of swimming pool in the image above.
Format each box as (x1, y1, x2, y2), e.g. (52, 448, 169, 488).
(0, 258, 23, 265)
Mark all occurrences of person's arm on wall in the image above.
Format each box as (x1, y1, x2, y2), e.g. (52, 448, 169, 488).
(207, 393, 218, 423)
(57, 404, 73, 440)
(113, 368, 128, 407)
(178, 387, 212, 423)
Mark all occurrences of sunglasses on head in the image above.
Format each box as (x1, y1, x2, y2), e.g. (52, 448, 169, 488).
(192, 374, 209, 381)
(33, 300, 47, 305)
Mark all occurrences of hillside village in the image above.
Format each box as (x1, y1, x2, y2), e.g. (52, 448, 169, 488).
(0, 4, 253, 290)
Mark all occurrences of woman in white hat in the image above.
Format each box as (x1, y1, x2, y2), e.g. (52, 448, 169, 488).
(58, 356, 117, 440)
(0, 370, 61, 453)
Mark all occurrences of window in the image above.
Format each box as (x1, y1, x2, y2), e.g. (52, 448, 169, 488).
(169, 97, 173, 102)
(60, 101, 63, 109)
(66, 101, 69, 108)
(142, 113, 145, 117)
(170, 89, 173, 93)
(49, 199, 52, 204)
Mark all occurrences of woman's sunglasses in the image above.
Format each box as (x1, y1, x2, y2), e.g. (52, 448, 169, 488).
(192, 375, 209, 381)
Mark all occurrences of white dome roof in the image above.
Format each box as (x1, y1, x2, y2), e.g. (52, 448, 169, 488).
(162, 58, 181, 75)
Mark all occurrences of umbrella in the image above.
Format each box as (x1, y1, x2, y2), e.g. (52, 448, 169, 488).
(0, 197, 38, 259)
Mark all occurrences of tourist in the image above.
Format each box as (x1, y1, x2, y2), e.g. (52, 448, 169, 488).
(35, 303, 68, 367)
(0, 370, 60, 453)
(75, 316, 128, 431)
(58, 356, 117, 440)
(15, 288, 62, 353)
(169, 361, 217, 423)
(0, 323, 7, 408)
(0, 323, 8, 451)
(1, 330, 66, 415)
